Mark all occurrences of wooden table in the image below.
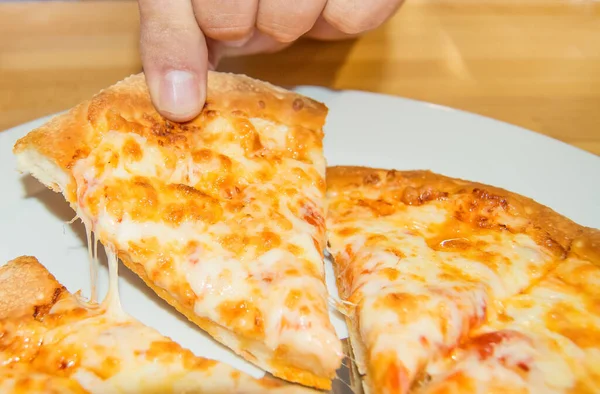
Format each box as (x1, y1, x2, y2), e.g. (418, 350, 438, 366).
(1, 0, 599, 155)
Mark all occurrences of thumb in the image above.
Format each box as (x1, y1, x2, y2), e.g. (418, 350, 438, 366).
(139, 0, 208, 122)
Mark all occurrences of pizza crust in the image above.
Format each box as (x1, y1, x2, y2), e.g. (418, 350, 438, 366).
(13, 72, 327, 172)
(0, 256, 66, 320)
(326, 165, 597, 254)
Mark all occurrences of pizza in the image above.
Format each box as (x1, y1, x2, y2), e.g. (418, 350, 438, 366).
(12, 72, 342, 389)
(421, 254, 600, 394)
(325, 166, 600, 394)
(0, 255, 319, 394)
(11, 68, 599, 394)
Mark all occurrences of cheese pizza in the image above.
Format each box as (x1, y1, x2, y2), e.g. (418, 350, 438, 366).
(325, 166, 600, 394)
(0, 256, 317, 394)
(12, 72, 342, 389)
(421, 252, 600, 394)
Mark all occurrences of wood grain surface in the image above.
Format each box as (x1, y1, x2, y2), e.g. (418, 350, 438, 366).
(1, 0, 598, 155)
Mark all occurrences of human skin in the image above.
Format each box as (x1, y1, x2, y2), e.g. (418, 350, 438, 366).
(138, 0, 405, 121)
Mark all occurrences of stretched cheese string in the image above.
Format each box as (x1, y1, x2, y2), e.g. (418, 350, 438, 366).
(75, 185, 124, 317)
(102, 245, 127, 319)
(92, 232, 98, 302)
(84, 220, 98, 303)
(80, 213, 122, 317)
(327, 295, 356, 317)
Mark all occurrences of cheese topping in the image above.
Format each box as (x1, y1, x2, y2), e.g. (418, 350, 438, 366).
(326, 167, 593, 394)
(84, 225, 98, 303)
(67, 109, 341, 378)
(102, 246, 126, 320)
(0, 271, 307, 394)
(422, 258, 600, 393)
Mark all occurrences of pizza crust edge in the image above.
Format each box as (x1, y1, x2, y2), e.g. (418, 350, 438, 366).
(14, 71, 328, 172)
(0, 256, 67, 320)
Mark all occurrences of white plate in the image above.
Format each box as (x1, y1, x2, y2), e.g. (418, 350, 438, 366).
(0, 87, 598, 382)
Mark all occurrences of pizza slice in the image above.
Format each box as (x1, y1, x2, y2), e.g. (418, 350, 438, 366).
(325, 166, 597, 394)
(12, 72, 342, 389)
(0, 255, 317, 394)
(422, 233, 600, 393)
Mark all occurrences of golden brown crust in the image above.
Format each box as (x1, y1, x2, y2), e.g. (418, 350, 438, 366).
(13, 72, 327, 172)
(326, 165, 599, 258)
(0, 256, 66, 320)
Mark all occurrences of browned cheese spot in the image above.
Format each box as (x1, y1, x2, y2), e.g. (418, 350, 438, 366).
(217, 300, 265, 340)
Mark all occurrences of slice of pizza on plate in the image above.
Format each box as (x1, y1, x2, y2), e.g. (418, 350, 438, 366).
(0, 255, 317, 394)
(421, 239, 600, 394)
(12, 72, 342, 389)
(325, 166, 599, 394)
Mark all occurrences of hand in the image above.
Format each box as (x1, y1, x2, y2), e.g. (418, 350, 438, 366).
(138, 0, 404, 122)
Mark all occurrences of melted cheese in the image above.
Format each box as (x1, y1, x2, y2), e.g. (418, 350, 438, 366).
(67, 119, 341, 379)
(81, 214, 124, 319)
(422, 258, 600, 393)
(0, 269, 312, 393)
(84, 225, 98, 303)
(326, 174, 581, 393)
(101, 246, 126, 320)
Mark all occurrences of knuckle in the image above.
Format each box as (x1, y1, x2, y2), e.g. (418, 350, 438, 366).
(257, 21, 304, 43)
(328, 14, 376, 35)
(201, 24, 254, 41)
(194, 1, 256, 41)
(324, 0, 388, 34)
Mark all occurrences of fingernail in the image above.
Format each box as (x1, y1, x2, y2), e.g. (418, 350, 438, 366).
(160, 70, 200, 118)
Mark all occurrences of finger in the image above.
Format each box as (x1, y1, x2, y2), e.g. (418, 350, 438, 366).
(256, 0, 327, 43)
(210, 30, 291, 67)
(322, 0, 405, 35)
(138, 0, 208, 122)
(305, 15, 361, 41)
(192, 0, 258, 42)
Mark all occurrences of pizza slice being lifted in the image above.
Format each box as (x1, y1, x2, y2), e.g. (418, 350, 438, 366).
(13, 72, 342, 389)
(0, 255, 317, 394)
(325, 166, 599, 394)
